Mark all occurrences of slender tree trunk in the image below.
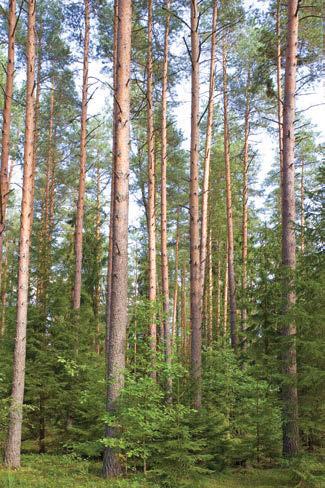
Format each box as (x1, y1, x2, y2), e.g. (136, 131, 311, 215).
(241, 78, 250, 350)
(281, 0, 300, 457)
(215, 254, 221, 337)
(190, 0, 202, 409)
(276, 0, 284, 183)
(222, 40, 238, 350)
(102, 0, 132, 476)
(200, 0, 217, 293)
(147, 0, 157, 375)
(223, 247, 228, 339)
(300, 160, 305, 253)
(160, 0, 172, 397)
(0, 0, 16, 279)
(106, 0, 119, 355)
(171, 209, 180, 347)
(73, 0, 90, 309)
(4, 0, 36, 468)
(207, 231, 213, 344)
(181, 260, 187, 360)
(94, 163, 101, 354)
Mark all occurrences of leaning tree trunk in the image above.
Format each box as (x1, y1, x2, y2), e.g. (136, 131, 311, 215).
(102, 0, 132, 477)
(222, 40, 238, 350)
(73, 0, 90, 309)
(241, 77, 251, 350)
(4, 0, 36, 468)
(0, 0, 16, 281)
(200, 0, 218, 294)
(190, 0, 202, 409)
(147, 0, 157, 376)
(281, 0, 300, 457)
(160, 0, 172, 398)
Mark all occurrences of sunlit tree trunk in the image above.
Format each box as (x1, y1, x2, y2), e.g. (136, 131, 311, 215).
(73, 0, 90, 309)
(222, 40, 238, 350)
(160, 0, 172, 397)
(147, 0, 157, 376)
(4, 0, 36, 468)
(190, 0, 202, 409)
(105, 0, 118, 356)
(241, 77, 251, 350)
(0, 0, 16, 280)
(102, 0, 132, 476)
(281, 0, 300, 457)
(200, 0, 218, 293)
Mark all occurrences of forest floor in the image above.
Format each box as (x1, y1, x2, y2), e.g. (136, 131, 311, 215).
(0, 454, 300, 488)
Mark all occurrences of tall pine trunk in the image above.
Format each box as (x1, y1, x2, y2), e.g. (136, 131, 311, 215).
(102, 0, 132, 476)
(241, 77, 250, 349)
(281, 0, 300, 457)
(222, 40, 238, 350)
(4, 0, 36, 468)
(0, 0, 16, 279)
(190, 0, 202, 409)
(147, 0, 157, 374)
(73, 0, 90, 309)
(200, 0, 217, 293)
(160, 0, 172, 397)
(106, 0, 119, 355)
(300, 160, 305, 253)
(276, 0, 284, 182)
(171, 209, 180, 347)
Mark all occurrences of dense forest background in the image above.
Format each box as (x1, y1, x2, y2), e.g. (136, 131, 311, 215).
(0, 0, 324, 487)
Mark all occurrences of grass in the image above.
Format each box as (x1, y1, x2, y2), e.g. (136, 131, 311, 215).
(0, 454, 320, 488)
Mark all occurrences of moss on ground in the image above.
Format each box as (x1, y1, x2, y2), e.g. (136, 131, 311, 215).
(0, 454, 314, 488)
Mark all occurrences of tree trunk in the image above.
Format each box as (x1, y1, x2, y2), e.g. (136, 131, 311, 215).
(241, 78, 250, 350)
(300, 160, 305, 253)
(223, 246, 228, 339)
(94, 162, 101, 354)
(160, 0, 172, 398)
(276, 0, 284, 183)
(181, 260, 187, 361)
(207, 231, 213, 345)
(73, 0, 90, 309)
(171, 209, 180, 348)
(105, 0, 119, 356)
(222, 40, 238, 350)
(200, 0, 218, 293)
(0, 0, 16, 280)
(190, 0, 202, 409)
(147, 0, 157, 376)
(4, 0, 36, 468)
(281, 0, 300, 457)
(215, 254, 221, 337)
(102, 0, 132, 477)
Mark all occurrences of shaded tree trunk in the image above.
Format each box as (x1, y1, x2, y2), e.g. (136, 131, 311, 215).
(4, 0, 36, 468)
(300, 160, 305, 253)
(73, 0, 90, 309)
(102, 0, 132, 477)
(190, 0, 202, 409)
(276, 0, 284, 182)
(222, 40, 238, 350)
(281, 0, 300, 457)
(223, 246, 228, 339)
(215, 253, 221, 337)
(171, 208, 180, 348)
(0, 0, 16, 279)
